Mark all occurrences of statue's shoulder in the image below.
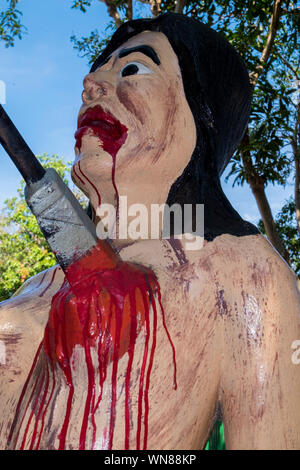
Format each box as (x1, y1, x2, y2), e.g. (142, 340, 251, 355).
(0, 266, 65, 333)
(12, 265, 63, 298)
(220, 232, 297, 288)
(198, 232, 295, 283)
(191, 232, 299, 312)
(209, 233, 299, 329)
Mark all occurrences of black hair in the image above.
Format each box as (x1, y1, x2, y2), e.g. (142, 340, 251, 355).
(90, 13, 259, 240)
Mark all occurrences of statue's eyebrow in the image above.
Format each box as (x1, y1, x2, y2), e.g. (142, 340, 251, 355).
(118, 45, 161, 65)
(93, 45, 160, 71)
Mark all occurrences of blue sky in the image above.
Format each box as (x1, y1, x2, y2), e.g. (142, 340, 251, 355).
(0, 0, 294, 225)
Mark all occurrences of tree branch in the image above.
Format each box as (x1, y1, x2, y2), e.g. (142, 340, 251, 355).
(174, 0, 187, 14)
(250, 0, 282, 87)
(291, 101, 300, 236)
(276, 49, 299, 81)
(150, 0, 161, 17)
(237, 0, 292, 262)
(99, 0, 122, 28)
(241, 128, 290, 262)
(294, 141, 300, 237)
(127, 0, 133, 20)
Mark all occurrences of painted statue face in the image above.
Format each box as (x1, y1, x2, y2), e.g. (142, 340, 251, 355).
(72, 31, 197, 213)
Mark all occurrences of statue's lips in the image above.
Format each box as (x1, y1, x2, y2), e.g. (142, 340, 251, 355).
(75, 106, 127, 151)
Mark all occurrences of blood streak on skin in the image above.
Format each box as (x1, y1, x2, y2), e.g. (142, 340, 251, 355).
(7, 342, 43, 447)
(9, 242, 177, 450)
(77, 161, 101, 209)
(8, 107, 176, 450)
(36, 271, 48, 290)
(39, 268, 58, 298)
(74, 105, 128, 225)
(19, 371, 46, 450)
(72, 163, 86, 187)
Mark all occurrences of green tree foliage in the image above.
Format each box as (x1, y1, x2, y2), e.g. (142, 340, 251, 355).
(259, 197, 300, 275)
(0, 0, 26, 47)
(70, 0, 152, 62)
(0, 154, 72, 301)
(71, 28, 113, 65)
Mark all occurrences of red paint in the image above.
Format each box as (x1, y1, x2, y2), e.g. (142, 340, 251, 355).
(36, 271, 48, 290)
(39, 268, 57, 298)
(77, 161, 102, 208)
(124, 289, 137, 449)
(8, 105, 176, 449)
(111, 151, 120, 237)
(9, 246, 177, 450)
(74, 105, 127, 228)
(136, 287, 150, 449)
(72, 163, 86, 187)
(7, 342, 43, 448)
(20, 371, 46, 450)
(155, 279, 177, 391)
(29, 365, 49, 450)
(59, 383, 74, 449)
(35, 363, 56, 450)
(75, 105, 128, 161)
(143, 288, 158, 450)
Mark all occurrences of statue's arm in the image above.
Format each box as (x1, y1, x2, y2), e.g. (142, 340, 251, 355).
(220, 259, 300, 449)
(0, 265, 64, 369)
(0, 267, 64, 447)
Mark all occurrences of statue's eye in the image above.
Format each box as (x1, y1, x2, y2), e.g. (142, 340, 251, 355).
(121, 61, 152, 77)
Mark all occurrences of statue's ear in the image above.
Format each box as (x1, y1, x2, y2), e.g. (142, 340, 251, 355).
(86, 203, 94, 222)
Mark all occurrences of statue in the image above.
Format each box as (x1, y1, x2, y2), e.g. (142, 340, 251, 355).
(0, 13, 299, 450)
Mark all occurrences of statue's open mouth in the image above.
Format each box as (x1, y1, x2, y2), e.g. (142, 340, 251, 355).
(75, 105, 127, 154)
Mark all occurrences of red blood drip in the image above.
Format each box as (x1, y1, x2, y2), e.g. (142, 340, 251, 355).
(35, 365, 56, 450)
(74, 105, 128, 162)
(155, 280, 177, 390)
(77, 161, 101, 208)
(111, 153, 121, 238)
(29, 363, 49, 450)
(47, 251, 158, 449)
(108, 300, 122, 450)
(19, 371, 46, 450)
(8, 342, 42, 448)
(10, 241, 177, 450)
(74, 105, 127, 230)
(143, 288, 158, 450)
(72, 163, 86, 187)
(10, 103, 176, 448)
(124, 290, 137, 450)
(39, 268, 57, 298)
(136, 287, 150, 450)
(59, 384, 74, 450)
(36, 271, 48, 290)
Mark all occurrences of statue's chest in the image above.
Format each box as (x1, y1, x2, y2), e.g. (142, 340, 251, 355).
(5, 241, 219, 449)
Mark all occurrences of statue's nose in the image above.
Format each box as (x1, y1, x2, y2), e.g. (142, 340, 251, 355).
(81, 71, 115, 104)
